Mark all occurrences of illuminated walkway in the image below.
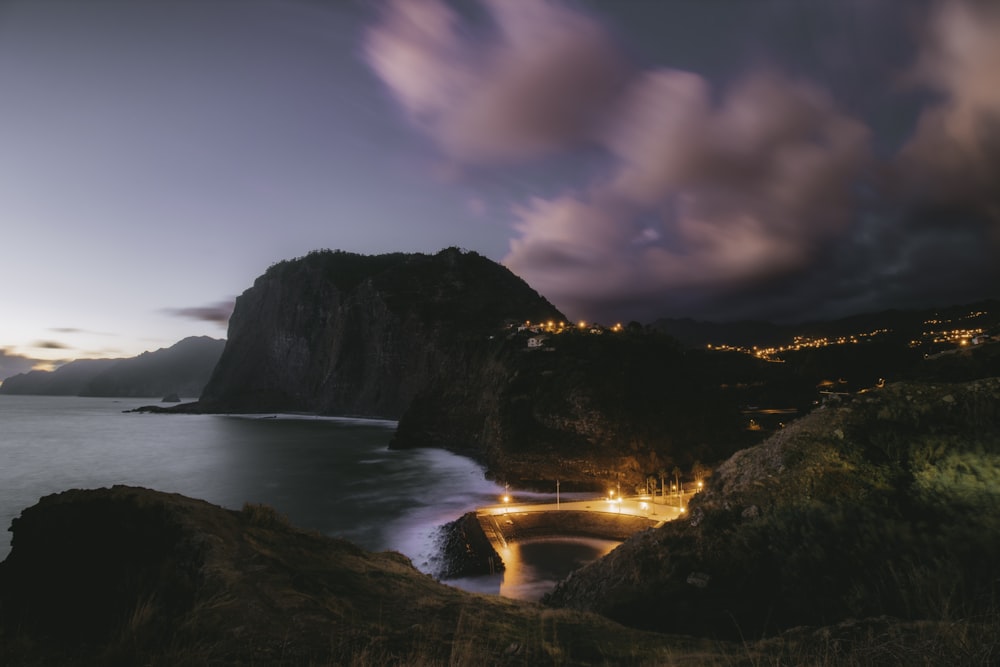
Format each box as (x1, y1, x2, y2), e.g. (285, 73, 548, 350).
(478, 493, 694, 524)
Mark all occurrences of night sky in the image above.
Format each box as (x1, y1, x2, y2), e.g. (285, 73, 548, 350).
(2, 0, 998, 377)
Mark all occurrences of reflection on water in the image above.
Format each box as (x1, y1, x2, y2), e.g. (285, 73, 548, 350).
(447, 536, 621, 601)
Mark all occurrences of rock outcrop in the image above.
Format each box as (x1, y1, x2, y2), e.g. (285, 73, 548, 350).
(543, 377, 1000, 639)
(197, 248, 563, 417)
(430, 512, 505, 579)
(191, 248, 757, 487)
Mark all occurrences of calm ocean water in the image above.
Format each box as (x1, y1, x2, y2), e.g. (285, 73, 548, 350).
(0, 395, 616, 600)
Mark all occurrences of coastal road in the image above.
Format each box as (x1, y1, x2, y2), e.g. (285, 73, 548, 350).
(478, 493, 696, 525)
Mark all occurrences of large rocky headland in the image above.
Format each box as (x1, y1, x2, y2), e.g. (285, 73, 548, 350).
(177, 248, 775, 488)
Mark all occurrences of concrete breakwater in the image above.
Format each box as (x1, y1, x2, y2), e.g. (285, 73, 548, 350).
(481, 510, 659, 544)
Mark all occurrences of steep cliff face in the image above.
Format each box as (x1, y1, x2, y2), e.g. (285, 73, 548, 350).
(543, 377, 1000, 639)
(196, 247, 753, 487)
(394, 330, 754, 488)
(198, 248, 564, 417)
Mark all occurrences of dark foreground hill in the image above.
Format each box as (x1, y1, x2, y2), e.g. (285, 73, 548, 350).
(2, 485, 996, 666)
(0, 337, 224, 399)
(545, 376, 1000, 647)
(0, 486, 726, 666)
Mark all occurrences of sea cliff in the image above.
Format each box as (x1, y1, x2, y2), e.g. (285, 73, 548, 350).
(197, 248, 563, 417)
(191, 248, 758, 487)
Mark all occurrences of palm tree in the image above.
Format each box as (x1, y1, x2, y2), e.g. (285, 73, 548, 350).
(691, 460, 712, 485)
(672, 466, 681, 507)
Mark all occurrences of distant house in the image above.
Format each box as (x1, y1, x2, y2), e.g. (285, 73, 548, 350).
(527, 335, 547, 349)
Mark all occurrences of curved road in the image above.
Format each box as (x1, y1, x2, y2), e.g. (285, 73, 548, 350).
(478, 493, 697, 524)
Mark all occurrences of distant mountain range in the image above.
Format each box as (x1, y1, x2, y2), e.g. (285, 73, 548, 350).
(0, 336, 225, 399)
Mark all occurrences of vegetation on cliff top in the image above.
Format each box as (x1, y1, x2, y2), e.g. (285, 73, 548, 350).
(545, 376, 1000, 647)
(197, 248, 565, 417)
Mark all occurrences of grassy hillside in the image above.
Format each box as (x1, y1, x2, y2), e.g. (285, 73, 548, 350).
(545, 376, 1000, 648)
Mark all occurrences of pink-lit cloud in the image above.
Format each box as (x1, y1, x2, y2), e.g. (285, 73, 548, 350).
(365, 0, 997, 322)
(505, 68, 871, 320)
(364, 0, 630, 163)
(897, 0, 1000, 219)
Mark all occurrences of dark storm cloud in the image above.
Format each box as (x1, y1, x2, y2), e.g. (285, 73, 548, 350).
(163, 300, 235, 326)
(32, 340, 70, 350)
(504, 66, 871, 320)
(367, 0, 998, 323)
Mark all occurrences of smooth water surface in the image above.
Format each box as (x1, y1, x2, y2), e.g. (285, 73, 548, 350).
(0, 395, 616, 599)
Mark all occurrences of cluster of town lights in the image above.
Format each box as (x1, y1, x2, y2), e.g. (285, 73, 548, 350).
(522, 320, 624, 334)
(706, 309, 992, 360)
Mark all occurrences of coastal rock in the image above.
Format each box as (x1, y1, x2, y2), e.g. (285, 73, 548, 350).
(197, 248, 563, 418)
(431, 512, 504, 579)
(193, 248, 753, 487)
